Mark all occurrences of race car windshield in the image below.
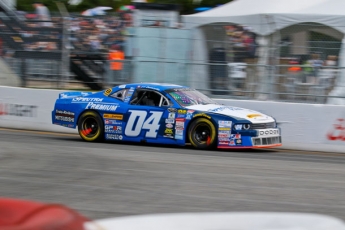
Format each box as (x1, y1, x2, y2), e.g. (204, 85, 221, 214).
(167, 89, 216, 107)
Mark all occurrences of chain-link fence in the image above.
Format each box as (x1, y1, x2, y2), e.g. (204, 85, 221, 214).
(1, 10, 345, 104)
(191, 22, 344, 104)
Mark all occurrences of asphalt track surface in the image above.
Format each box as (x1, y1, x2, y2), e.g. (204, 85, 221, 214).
(1, 128, 345, 221)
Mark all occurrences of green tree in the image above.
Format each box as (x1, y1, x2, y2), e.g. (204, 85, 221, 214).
(16, 0, 132, 13)
(146, 0, 193, 15)
(67, 0, 132, 12)
(147, 0, 232, 15)
(199, 0, 231, 7)
(16, 0, 232, 15)
(17, 0, 69, 11)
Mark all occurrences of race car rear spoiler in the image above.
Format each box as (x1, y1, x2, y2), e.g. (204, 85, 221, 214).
(58, 91, 95, 99)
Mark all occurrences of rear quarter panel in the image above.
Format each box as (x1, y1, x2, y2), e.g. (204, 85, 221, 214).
(52, 92, 110, 129)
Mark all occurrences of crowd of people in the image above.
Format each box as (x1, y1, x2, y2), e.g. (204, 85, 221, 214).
(0, 1, 133, 55)
(287, 53, 338, 84)
(68, 12, 132, 53)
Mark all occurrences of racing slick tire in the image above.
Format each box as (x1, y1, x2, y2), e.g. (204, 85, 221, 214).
(78, 111, 104, 142)
(188, 118, 217, 149)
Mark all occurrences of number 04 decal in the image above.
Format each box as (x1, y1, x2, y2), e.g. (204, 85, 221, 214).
(125, 110, 163, 138)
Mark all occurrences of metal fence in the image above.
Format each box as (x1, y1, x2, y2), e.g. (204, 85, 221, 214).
(3, 57, 341, 103)
(1, 14, 345, 104)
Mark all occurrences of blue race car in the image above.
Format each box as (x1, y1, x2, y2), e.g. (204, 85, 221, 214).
(52, 83, 282, 149)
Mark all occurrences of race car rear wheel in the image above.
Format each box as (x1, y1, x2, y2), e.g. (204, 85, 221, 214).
(78, 111, 104, 142)
(188, 118, 216, 149)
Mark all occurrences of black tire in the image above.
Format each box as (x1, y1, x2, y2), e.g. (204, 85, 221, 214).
(188, 118, 217, 149)
(78, 111, 104, 142)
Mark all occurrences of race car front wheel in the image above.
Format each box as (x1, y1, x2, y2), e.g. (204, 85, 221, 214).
(188, 118, 216, 149)
(78, 111, 104, 142)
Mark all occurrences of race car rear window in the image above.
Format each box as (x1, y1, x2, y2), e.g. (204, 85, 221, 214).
(109, 89, 129, 101)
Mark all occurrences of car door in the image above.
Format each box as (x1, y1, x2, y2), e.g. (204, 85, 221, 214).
(102, 87, 132, 141)
(123, 88, 179, 144)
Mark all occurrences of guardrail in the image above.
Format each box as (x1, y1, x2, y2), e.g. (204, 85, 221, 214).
(0, 86, 344, 153)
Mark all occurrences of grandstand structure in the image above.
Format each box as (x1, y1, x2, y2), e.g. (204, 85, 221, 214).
(0, 1, 105, 89)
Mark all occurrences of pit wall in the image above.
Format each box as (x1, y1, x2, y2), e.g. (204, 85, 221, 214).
(0, 86, 344, 153)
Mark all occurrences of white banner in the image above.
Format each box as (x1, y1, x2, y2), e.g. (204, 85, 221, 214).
(0, 86, 345, 153)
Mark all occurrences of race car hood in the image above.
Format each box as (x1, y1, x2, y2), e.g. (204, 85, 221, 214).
(185, 104, 275, 124)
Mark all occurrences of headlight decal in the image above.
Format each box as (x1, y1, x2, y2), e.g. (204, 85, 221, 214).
(234, 124, 243, 130)
(233, 123, 251, 130)
(243, 124, 251, 130)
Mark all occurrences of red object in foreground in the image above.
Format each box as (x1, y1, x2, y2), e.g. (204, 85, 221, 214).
(0, 198, 90, 230)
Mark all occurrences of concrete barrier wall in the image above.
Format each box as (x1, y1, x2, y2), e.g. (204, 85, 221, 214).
(215, 99, 345, 153)
(1, 86, 344, 152)
(0, 86, 76, 133)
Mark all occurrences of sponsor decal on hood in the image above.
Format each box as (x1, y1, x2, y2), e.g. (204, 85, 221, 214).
(185, 104, 275, 123)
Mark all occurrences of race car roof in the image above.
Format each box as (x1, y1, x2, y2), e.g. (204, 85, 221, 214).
(116, 83, 188, 91)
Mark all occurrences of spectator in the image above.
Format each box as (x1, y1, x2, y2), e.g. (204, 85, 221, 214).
(232, 30, 245, 62)
(89, 35, 101, 52)
(225, 25, 258, 62)
(287, 58, 305, 82)
(323, 55, 338, 81)
(307, 53, 324, 83)
(288, 59, 302, 73)
(242, 32, 256, 58)
(325, 55, 337, 67)
(32, 1, 52, 27)
(108, 45, 125, 84)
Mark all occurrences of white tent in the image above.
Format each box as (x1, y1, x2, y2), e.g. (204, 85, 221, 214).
(183, 0, 345, 35)
(182, 0, 345, 103)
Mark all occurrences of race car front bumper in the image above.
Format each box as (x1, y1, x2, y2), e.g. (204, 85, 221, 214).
(217, 128, 282, 149)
